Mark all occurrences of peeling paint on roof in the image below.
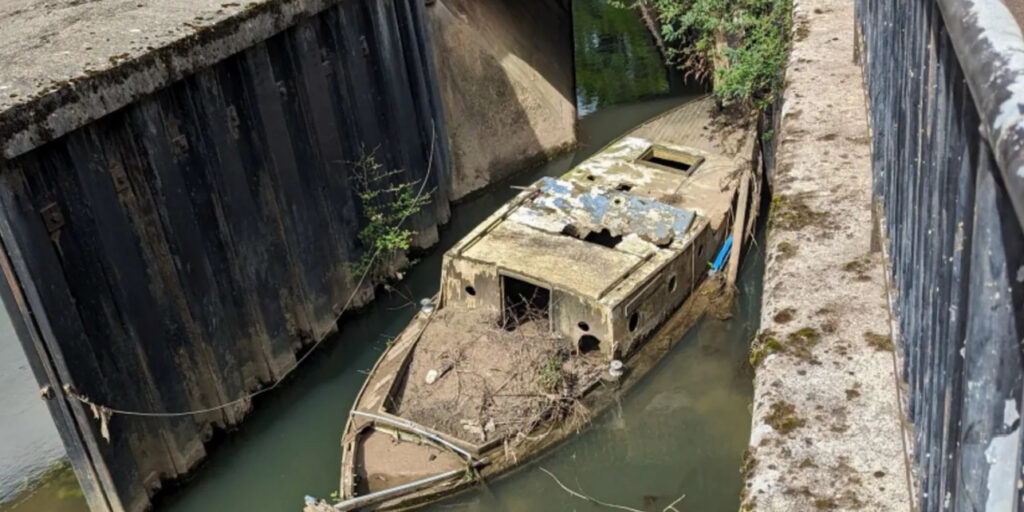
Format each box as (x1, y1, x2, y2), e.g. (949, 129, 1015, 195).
(516, 176, 695, 246)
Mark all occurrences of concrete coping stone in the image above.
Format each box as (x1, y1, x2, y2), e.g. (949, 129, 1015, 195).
(0, 0, 346, 160)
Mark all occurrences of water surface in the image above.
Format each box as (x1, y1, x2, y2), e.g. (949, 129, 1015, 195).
(0, 301, 64, 504)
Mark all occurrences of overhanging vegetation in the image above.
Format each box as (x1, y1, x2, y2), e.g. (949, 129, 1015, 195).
(612, 0, 794, 110)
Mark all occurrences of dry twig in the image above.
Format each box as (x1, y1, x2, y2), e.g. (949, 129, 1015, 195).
(539, 467, 645, 512)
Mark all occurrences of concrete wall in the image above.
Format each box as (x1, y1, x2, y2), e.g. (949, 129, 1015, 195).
(426, 0, 578, 200)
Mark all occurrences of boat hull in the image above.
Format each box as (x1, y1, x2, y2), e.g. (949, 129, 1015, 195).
(340, 269, 730, 511)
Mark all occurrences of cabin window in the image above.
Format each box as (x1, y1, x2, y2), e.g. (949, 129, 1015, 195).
(628, 311, 640, 332)
(668, 276, 678, 292)
(616, 183, 633, 192)
(638, 145, 704, 175)
(501, 276, 550, 331)
(465, 285, 476, 296)
(578, 335, 601, 354)
(577, 321, 590, 332)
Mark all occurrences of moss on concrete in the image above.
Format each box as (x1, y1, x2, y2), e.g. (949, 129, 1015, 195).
(773, 308, 795, 323)
(777, 241, 799, 260)
(770, 194, 828, 231)
(787, 327, 821, 363)
(863, 331, 893, 351)
(742, 1, 911, 510)
(765, 400, 805, 435)
(750, 330, 784, 367)
(842, 254, 873, 281)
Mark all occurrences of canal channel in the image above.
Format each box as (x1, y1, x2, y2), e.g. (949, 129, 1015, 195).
(0, 2, 761, 510)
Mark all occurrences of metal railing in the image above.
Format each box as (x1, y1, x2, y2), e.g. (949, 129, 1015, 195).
(856, 0, 1024, 510)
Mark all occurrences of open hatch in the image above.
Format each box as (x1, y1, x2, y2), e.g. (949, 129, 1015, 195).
(637, 145, 704, 174)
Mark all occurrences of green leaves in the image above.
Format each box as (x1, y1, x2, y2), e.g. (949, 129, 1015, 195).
(615, 0, 793, 110)
(350, 150, 432, 281)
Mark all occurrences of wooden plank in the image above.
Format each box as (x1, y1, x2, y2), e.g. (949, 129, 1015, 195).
(265, 33, 347, 335)
(190, 64, 290, 381)
(366, 0, 437, 243)
(148, 80, 259, 422)
(25, 147, 174, 509)
(393, 0, 453, 214)
(333, 2, 388, 159)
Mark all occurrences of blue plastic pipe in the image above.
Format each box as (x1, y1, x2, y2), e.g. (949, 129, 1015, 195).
(710, 236, 733, 274)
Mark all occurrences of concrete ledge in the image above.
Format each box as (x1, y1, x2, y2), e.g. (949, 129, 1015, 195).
(741, 1, 913, 510)
(0, 0, 346, 159)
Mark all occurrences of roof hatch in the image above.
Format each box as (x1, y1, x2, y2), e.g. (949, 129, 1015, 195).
(637, 145, 704, 174)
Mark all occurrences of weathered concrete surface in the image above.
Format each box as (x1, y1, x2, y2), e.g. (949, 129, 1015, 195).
(426, 0, 577, 200)
(741, 1, 913, 511)
(0, 0, 577, 198)
(0, 0, 349, 160)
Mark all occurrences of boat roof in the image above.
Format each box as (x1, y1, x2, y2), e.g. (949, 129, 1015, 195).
(458, 164, 696, 300)
(451, 96, 752, 302)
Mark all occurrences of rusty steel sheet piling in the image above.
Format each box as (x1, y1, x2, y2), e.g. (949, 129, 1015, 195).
(0, 1, 451, 510)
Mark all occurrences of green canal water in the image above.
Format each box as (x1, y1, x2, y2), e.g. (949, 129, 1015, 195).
(1, 2, 761, 511)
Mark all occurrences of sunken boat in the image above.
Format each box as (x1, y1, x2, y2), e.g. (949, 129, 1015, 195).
(306, 96, 762, 511)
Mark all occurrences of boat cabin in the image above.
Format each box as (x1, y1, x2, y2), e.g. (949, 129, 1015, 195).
(440, 136, 728, 360)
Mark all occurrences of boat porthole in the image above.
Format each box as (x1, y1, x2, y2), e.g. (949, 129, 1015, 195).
(628, 312, 639, 332)
(578, 335, 600, 353)
(577, 321, 590, 332)
(465, 285, 476, 296)
(668, 276, 677, 292)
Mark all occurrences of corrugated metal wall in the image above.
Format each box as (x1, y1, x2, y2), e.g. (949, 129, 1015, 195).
(0, 0, 449, 510)
(856, 0, 1024, 510)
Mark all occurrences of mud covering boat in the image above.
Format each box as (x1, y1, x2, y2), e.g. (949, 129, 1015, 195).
(305, 96, 761, 511)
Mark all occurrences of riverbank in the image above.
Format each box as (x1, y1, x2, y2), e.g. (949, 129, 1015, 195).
(741, 1, 913, 510)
